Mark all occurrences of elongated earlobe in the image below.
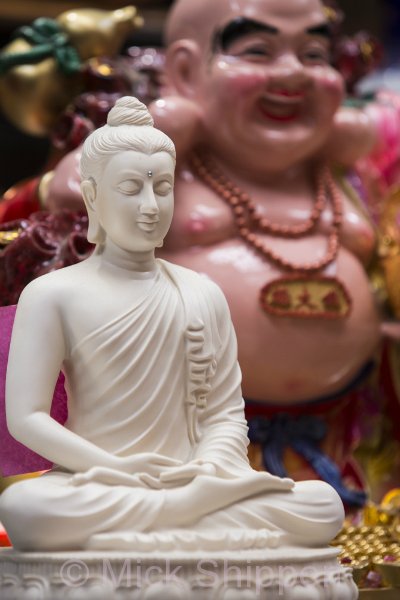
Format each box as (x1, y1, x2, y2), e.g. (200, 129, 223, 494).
(165, 40, 202, 98)
(80, 179, 105, 245)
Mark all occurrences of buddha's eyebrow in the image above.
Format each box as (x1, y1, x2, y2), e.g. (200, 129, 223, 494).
(212, 17, 278, 52)
(212, 17, 332, 53)
(306, 23, 332, 38)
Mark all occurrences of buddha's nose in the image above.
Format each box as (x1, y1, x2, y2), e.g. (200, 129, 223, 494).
(139, 189, 159, 215)
(269, 53, 310, 88)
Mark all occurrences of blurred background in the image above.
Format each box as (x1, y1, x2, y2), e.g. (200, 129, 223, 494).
(0, 0, 391, 48)
(0, 0, 398, 194)
(0, 1, 173, 47)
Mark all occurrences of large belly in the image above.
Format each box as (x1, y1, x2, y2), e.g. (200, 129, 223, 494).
(162, 237, 381, 404)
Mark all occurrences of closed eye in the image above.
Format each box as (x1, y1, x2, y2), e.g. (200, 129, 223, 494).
(154, 181, 173, 196)
(242, 46, 271, 56)
(301, 43, 331, 65)
(118, 180, 142, 195)
(228, 44, 273, 61)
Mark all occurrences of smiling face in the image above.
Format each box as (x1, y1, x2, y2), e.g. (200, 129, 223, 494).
(92, 150, 175, 253)
(169, 0, 344, 173)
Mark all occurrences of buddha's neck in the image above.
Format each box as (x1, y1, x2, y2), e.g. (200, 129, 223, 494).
(95, 240, 158, 276)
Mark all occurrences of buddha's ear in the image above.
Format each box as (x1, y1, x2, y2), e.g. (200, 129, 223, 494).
(81, 178, 96, 210)
(81, 178, 105, 245)
(165, 40, 202, 98)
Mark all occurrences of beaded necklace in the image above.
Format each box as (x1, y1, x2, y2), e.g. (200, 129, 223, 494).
(190, 151, 352, 319)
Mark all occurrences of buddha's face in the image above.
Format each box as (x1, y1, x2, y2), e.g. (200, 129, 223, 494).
(94, 150, 175, 252)
(170, 0, 344, 171)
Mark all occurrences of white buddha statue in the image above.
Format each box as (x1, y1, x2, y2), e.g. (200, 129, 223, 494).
(0, 97, 343, 554)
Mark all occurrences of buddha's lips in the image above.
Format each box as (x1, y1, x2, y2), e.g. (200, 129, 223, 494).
(257, 96, 303, 122)
(137, 219, 159, 232)
(266, 89, 306, 100)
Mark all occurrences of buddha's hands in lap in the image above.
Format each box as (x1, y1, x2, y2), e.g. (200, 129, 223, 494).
(70, 458, 217, 489)
(160, 461, 294, 491)
(70, 453, 184, 488)
(158, 459, 217, 486)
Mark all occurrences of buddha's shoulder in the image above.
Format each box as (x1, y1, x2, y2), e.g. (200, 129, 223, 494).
(158, 259, 229, 311)
(18, 261, 91, 304)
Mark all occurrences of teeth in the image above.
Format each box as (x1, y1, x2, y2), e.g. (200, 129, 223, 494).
(259, 98, 300, 117)
(271, 90, 304, 98)
(262, 93, 303, 106)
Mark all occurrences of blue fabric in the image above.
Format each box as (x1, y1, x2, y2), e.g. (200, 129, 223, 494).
(248, 413, 367, 508)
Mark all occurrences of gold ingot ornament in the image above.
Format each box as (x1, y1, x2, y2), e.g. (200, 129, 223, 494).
(0, 7, 143, 136)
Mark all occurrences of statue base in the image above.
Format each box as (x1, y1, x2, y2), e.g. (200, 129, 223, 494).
(0, 547, 358, 599)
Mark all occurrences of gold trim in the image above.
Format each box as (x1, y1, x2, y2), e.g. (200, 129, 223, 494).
(0, 230, 21, 246)
(261, 276, 352, 319)
(360, 590, 400, 599)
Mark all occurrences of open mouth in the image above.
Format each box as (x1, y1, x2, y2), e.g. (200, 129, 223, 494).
(258, 93, 304, 122)
(266, 89, 306, 101)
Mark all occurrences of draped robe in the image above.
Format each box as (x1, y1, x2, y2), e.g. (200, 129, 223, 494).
(0, 260, 343, 551)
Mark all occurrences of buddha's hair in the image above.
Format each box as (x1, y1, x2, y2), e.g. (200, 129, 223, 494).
(80, 96, 176, 182)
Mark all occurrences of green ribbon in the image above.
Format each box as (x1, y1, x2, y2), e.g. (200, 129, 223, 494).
(0, 17, 81, 76)
(342, 94, 375, 109)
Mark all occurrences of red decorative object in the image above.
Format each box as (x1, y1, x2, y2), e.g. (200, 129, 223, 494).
(271, 287, 291, 308)
(0, 178, 41, 224)
(333, 32, 384, 95)
(295, 288, 318, 310)
(51, 91, 126, 153)
(260, 276, 352, 320)
(0, 211, 93, 306)
(52, 112, 94, 152)
(322, 290, 341, 311)
(0, 527, 11, 547)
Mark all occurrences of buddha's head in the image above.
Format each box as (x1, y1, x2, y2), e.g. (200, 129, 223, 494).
(165, 0, 344, 172)
(80, 96, 176, 252)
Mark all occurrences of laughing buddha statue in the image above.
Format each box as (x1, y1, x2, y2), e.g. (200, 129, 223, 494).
(0, 97, 344, 557)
